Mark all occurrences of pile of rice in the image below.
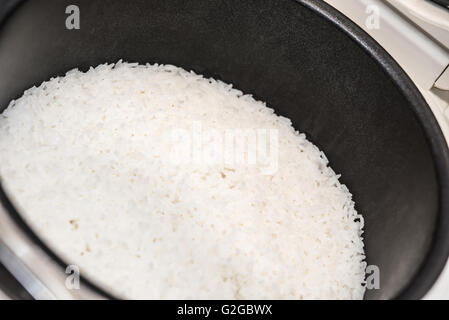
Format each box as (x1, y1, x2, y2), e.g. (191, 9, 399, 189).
(0, 62, 366, 299)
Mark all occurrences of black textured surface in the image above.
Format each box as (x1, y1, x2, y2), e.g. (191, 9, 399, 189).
(429, 0, 449, 10)
(0, 0, 448, 300)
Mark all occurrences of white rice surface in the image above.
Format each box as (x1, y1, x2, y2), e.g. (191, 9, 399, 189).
(0, 62, 366, 299)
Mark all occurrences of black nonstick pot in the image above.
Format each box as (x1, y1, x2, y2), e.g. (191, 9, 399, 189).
(0, 0, 448, 300)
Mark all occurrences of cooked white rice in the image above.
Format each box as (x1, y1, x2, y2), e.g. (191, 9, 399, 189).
(0, 61, 366, 299)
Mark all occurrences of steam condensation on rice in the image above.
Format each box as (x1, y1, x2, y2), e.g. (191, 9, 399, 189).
(0, 62, 366, 299)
